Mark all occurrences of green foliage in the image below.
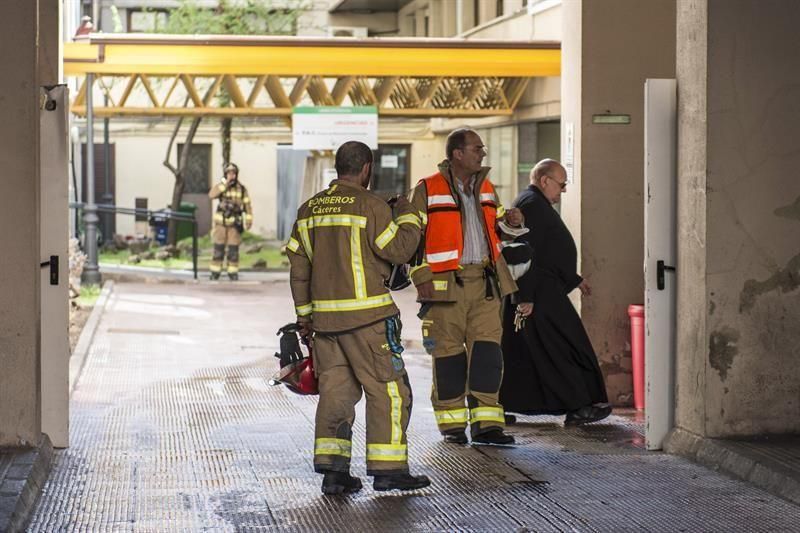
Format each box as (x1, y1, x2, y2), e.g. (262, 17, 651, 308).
(78, 284, 102, 308)
(161, 0, 308, 36)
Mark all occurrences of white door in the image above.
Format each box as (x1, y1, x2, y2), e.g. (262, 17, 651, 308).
(643, 79, 677, 450)
(40, 85, 70, 448)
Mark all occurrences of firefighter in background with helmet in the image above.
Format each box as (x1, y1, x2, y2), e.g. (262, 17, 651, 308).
(208, 162, 252, 280)
(287, 141, 431, 495)
(409, 128, 524, 446)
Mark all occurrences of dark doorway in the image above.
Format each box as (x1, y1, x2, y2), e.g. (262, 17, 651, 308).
(178, 143, 213, 236)
(81, 143, 115, 241)
(372, 145, 411, 196)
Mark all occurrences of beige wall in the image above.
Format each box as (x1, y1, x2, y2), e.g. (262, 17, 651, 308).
(562, 0, 676, 405)
(105, 122, 443, 239)
(676, 0, 800, 437)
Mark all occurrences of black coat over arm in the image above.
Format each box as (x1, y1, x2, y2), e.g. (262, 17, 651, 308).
(500, 185, 608, 414)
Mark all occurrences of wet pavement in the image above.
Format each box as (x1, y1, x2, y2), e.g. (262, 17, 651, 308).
(29, 280, 800, 532)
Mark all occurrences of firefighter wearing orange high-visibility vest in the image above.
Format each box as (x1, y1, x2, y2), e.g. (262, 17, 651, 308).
(287, 141, 431, 496)
(208, 162, 253, 280)
(409, 128, 524, 446)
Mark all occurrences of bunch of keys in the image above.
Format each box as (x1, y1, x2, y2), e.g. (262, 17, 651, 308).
(513, 306, 527, 332)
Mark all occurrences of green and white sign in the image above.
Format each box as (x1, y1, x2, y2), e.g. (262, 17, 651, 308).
(292, 106, 378, 150)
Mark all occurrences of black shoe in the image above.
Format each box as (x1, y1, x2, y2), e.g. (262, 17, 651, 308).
(564, 405, 613, 426)
(210, 272, 220, 280)
(373, 473, 431, 492)
(504, 414, 517, 425)
(443, 430, 468, 444)
(472, 429, 515, 445)
(228, 272, 239, 281)
(321, 471, 363, 495)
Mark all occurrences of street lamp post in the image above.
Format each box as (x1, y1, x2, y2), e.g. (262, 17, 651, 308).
(81, 72, 101, 285)
(101, 93, 113, 244)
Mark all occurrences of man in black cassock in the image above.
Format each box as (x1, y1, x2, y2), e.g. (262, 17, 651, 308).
(500, 159, 612, 426)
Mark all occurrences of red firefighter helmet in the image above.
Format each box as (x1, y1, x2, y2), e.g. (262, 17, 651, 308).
(272, 323, 318, 395)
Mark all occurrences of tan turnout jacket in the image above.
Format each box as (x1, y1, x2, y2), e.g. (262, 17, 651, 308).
(287, 179, 422, 333)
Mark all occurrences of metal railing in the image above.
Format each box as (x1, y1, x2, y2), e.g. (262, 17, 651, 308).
(70, 203, 199, 280)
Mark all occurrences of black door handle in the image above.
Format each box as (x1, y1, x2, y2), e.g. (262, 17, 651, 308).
(656, 259, 675, 291)
(40, 255, 59, 286)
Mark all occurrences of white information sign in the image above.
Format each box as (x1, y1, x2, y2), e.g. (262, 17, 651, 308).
(292, 106, 378, 150)
(381, 154, 399, 168)
(564, 122, 575, 183)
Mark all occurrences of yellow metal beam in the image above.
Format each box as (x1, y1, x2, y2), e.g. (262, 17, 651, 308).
(64, 35, 560, 78)
(64, 34, 560, 119)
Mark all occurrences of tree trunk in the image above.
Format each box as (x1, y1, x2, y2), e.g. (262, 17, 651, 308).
(164, 115, 202, 246)
(221, 117, 232, 164)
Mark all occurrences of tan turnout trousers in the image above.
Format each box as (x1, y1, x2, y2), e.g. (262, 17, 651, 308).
(312, 317, 413, 476)
(210, 226, 242, 275)
(421, 264, 506, 437)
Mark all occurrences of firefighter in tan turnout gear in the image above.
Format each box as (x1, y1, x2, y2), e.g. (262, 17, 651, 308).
(208, 162, 252, 280)
(409, 128, 524, 445)
(287, 141, 432, 495)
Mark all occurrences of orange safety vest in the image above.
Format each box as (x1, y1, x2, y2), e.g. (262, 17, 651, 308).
(422, 172, 502, 273)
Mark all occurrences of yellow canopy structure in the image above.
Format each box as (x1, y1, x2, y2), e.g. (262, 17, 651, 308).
(65, 34, 560, 118)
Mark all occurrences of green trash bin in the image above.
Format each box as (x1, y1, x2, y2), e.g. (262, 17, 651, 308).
(176, 201, 197, 242)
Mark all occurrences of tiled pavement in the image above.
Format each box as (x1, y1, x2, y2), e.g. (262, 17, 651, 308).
(27, 281, 800, 532)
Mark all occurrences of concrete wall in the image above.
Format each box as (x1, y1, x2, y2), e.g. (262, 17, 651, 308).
(562, 0, 676, 405)
(676, 0, 800, 437)
(0, 1, 41, 447)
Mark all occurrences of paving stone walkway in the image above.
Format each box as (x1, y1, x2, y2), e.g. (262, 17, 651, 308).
(28, 281, 800, 532)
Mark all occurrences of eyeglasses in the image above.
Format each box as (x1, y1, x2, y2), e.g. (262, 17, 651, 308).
(546, 174, 567, 190)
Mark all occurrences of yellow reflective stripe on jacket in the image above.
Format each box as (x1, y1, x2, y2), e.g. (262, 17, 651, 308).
(217, 183, 226, 193)
(296, 303, 312, 317)
(314, 438, 352, 457)
(387, 381, 403, 445)
(409, 262, 429, 276)
(433, 280, 448, 291)
(213, 213, 224, 224)
(296, 215, 368, 262)
(395, 213, 421, 228)
(469, 406, 505, 424)
(287, 237, 301, 253)
(366, 443, 407, 462)
(351, 221, 367, 299)
(298, 224, 313, 261)
(375, 222, 399, 250)
(312, 293, 394, 313)
(497, 205, 507, 218)
(298, 215, 368, 229)
(434, 408, 469, 425)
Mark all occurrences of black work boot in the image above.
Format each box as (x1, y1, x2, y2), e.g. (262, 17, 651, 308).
(472, 429, 515, 445)
(321, 471, 363, 495)
(373, 473, 431, 492)
(443, 429, 468, 444)
(228, 272, 239, 281)
(564, 404, 612, 426)
(210, 272, 220, 280)
(504, 414, 517, 425)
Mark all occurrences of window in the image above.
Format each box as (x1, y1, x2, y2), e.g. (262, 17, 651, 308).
(477, 126, 515, 206)
(497, 0, 504, 17)
(177, 143, 212, 194)
(128, 9, 169, 33)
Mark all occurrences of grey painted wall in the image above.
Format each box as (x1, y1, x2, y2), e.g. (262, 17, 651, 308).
(0, 1, 42, 447)
(677, 0, 800, 437)
(705, 0, 800, 435)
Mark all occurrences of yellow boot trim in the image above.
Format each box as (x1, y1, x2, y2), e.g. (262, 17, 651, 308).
(434, 408, 469, 426)
(366, 444, 407, 462)
(314, 438, 352, 458)
(469, 406, 505, 424)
